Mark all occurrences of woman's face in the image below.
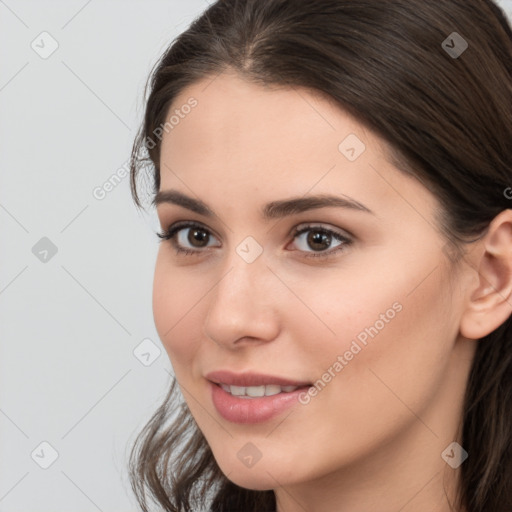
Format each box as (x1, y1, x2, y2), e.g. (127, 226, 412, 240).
(153, 71, 476, 497)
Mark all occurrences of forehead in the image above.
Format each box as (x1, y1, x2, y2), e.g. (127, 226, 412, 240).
(158, 71, 439, 227)
(161, 71, 381, 175)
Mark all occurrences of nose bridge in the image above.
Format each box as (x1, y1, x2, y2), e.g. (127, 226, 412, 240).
(203, 246, 279, 346)
(221, 230, 272, 292)
(212, 247, 266, 313)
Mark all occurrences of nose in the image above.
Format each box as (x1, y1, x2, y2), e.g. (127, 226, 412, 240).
(203, 253, 281, 350)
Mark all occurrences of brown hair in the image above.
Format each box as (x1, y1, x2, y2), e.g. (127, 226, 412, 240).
(128, 1, 512, 510)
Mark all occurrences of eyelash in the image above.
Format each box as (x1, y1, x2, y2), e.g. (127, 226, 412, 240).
(156, 221, 353, 259)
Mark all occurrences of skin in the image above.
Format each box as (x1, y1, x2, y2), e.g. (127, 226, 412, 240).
(152, 70, 512, 512)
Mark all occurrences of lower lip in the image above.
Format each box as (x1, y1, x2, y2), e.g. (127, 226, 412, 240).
(209, 381, 310, 424)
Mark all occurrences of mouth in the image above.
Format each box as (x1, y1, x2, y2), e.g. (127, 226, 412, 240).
(207, 374, 314, 424)
(205, 369, 312, 401)
(214, 382, 309, 398)
(208, 380, 310, 425)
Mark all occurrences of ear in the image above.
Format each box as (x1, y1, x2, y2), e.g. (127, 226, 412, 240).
(459, 209, 512, 340)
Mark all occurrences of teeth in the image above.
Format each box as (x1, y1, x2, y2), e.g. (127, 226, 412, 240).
(246, 385, 265, 397)
(220, 383, 231, 393)
(264, 385, 282, 396)
(219, 383, 300, 397)
(230, 385, 246, 396)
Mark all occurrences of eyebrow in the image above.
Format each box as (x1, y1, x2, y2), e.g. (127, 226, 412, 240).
(153, 189, 374, 219)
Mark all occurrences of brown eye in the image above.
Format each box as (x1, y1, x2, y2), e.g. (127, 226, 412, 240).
(290, 225, 352, 258)
(306, 230, 333, 251)
(187, 227, 210, 247)
(157, 222, 221, 255)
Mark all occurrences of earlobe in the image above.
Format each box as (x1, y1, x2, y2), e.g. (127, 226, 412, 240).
(459, 209, 512, 340)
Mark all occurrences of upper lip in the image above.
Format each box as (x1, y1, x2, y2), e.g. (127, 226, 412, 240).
(205, 370, 311, 387)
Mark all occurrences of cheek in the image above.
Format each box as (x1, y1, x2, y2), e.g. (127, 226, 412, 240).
(309, 261, 455, 418)
(320, 245, 450, 350)
(289, 249, 455, 402)
(152, 253, 205, 367)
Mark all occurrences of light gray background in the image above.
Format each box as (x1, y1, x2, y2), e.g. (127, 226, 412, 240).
(1, 1, 511, 511)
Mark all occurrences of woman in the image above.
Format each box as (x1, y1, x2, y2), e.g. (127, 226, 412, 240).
(128, 0, 512, 510)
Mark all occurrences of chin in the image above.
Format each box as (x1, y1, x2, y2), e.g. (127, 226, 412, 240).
(224, 473, 279, 491)
(218, 453, 311, 491)
(214, 459, 288, 490)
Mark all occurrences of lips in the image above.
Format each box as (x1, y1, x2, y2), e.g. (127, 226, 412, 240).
(205, 370, 311, 388)
(205, 370, 313, 423)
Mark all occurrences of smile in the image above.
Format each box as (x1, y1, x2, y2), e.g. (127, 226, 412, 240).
(218, 383, 302, 397)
